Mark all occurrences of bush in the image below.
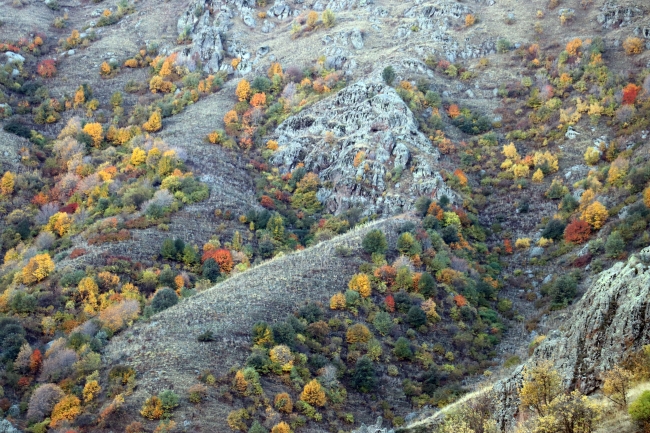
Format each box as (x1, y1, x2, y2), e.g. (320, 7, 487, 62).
(629, 391, 650, 426)
(407, 306, 427, 328)
(346, 323, 371, 344)
(623, 37, 644, 55)
(382, 66, 396, 85)
(50, 394, 81, 426)
(394, 337, 413, 360)
(541, 219, 566, 241)
(550, 274, 577, 308)
(158, 390, 179, 412)
(362, 229, 388, 254)
(605, 231, 625, 258)
(151, 287, 178, 313)
(27, 384, 64, 421)
(372, 311, 394, 336)
(351, 356, 377, 392)
(300, 379, 326, 406)
(418, 272, 436, 298)
(564, 220, 591, 244)
(202, 258, 221, 282)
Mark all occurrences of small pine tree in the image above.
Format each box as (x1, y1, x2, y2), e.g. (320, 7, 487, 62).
(351, 356, 377, 392)
(382, 66, 395, 85)
(393, 337, 413, 360)
(362, 229, 388, 254)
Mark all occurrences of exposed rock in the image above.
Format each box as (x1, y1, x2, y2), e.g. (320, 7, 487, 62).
(350, 28, 364, 50)
(271, 80, 453, 216)
(490, 247, 650, 430)
(0, 419, 20, 433)
(597, 1, 644, 29)
(351, 416, 394, 433)
(529, 247, 544, 258)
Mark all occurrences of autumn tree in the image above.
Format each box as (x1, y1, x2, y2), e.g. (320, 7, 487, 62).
(143, 111, 162, 132)
(348, 273, 371, 297)
(22, 253, 55, 285)
(130, 147, 146, 166)
(250, 92, 267, 107)
(564, 219, 591, 244)
(50, 395, 82, 426)
(271, 422, 290, 433)
(329, 292, 346, 310)
(274, 392, 293, 413)
(623, 37, 644, 55)
(140, 396, 163, 420)
(581, 201, 608, 229)
(78, 277, 99, 315)
(307, 10, 318, 27)
(268, 62, 283, 78)
(83, 380, 101, 403)
(82, 122, 103, 147)
(322, 9, 335, 27)
(300, 379, 326, 406)
(601, 366, 633, 408)
(346, 323, 371, 344)
(519, 361, 562, 417)
(236, 79, 251, 101)
(47, 212, 73, 236)
(0, 171, 15, 196)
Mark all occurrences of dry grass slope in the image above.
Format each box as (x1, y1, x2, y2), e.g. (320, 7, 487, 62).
(102, 215, 411, 430)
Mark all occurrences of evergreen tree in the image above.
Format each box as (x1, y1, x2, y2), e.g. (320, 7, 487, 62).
(351, 356, 377, 393)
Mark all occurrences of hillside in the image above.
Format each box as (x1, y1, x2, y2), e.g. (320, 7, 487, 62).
(2, 0, 650, 432)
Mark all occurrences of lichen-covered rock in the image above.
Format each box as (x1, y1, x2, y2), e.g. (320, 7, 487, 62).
(490, 247, 650, 429)
(271, 80, 453, 216)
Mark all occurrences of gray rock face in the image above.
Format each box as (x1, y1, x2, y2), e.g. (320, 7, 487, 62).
(490, 247, 650, 429)
(0, 419, 20, 433)
(271, 80, 453, 216)
(350, 28, 364, 49)
(597, 1, 643, 28)
(178, 10, 224, 73)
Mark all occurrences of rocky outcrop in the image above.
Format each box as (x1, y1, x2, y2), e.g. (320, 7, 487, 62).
(491, 246, 650, 429)
(397, 2, 496, 62)
(597, 1, 644, 29)
(270, 80, 453, 216)
(176, 0, 262, 74)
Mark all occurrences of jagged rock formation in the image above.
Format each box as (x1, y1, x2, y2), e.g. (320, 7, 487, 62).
(271, 80, 453, 216)
(404, 247, 650, 431)
(397, 1, 496, 62)
(491, 246, 650, 429)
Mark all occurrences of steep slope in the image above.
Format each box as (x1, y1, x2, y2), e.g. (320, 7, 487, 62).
(101, 216, 408, 431)
(404, 246, 650, 432)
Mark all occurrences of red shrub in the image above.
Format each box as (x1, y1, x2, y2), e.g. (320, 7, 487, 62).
(30, 349, 42, 373)
(60, 202, 79, 214)
(69, 248, 87, 259)
(374, 265, 397, 286)
(202, 248, 233, 273)
(384, 294, 395, 312)
(454, 294, 467, 307)
(37, 59, 57, 78)
(260, 195, 275, 209)
(503, 239, 513, 254)
(564, 219, 591, 244)
(573, 254, 592, 268)
(622, 83, 640, 105)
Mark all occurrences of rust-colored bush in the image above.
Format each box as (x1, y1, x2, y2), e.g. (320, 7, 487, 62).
(37, 59, 57, 78)
(564, 219, 591, 244)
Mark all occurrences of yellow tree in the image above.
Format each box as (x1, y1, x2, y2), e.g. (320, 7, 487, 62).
(267, 62, 283, 78)
(83, 122, 103, 147)
(300, 379, 326, 406)
(47, 212, 73, 236)
(83, 380, 101, 403)
(50, 395, 81, 427)
(348, 273, 371, 297)
(0, 171, 15, 196)
(21, 253, 55, 284)
(78, 277, 99, 315)
(74, 87, 85, 107)
(644, 187, 650, 208)
(519, 361, 562, 416)
(307, 11, 318, 27)
(130, 147, 146, 166)
(235, 79, 251, 102)
(329, 292, 346, 310)
(143, 111, 162, 132)
(601, 366, 633, 408)
(581, 201, 608, 229)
